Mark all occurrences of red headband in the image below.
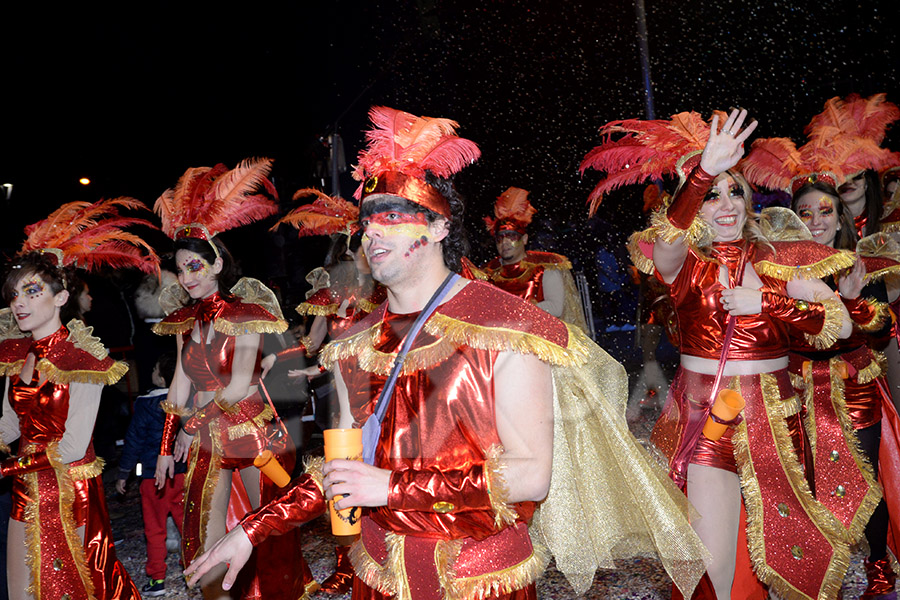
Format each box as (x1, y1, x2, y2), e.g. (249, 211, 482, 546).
(361, 171, 451, 218)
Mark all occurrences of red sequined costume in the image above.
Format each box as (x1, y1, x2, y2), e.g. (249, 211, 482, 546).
(0, 318, 139, 600)
(153, 278, 318, 600)
(629, 168, 861, 600)
(481, 251, 589, 332)
(789, 274, 900, 596)
(296, 273, 386, 338)
(235, 281, 709, 599)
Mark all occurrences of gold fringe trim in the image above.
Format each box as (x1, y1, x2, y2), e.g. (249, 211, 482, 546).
(23, 463, 40, 598)
(448, 538, 550, 600)
(303, 456, 325, 493)
(855, 351, 886, 385)
(160, 400, 191, 417)
(804, 296, 844, 350)
(297, 579, 320, 600)
(754, 250, 856, 282)
(349, 533, 406, 599)
(651, 209, 715, 247)
(0, 308, 27, 341)
(321, 313, 590, 375)
(46, 443, 97, 600)
(213, 318, 288, 336)
(800, 369, 818, 457)
(152, 318, 194, 336)
(734, 373, 851, 600)
(0, 360, 24, 378)
(198, 422, 222, 559)
(35, 357, 128, 385)
(226, 405, 274, 441)
(484, 445, 518, 529)
(68, 457, 104, 481)
(856, 299, 890, 332)
(826, 357, 882, 545)
(296, 302, 338, 317)
(357, 297, 381, 314)
(880, 220, 900, 234)
(435, 538, 463, 597)
(626, 228, 657, 275)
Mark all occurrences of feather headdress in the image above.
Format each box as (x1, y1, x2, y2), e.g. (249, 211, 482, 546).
(273, 188, 360, 238)
(155, 158, 279, 249)
(805, 94, 900, 146)
(352, 106, 481, 218)
(20, 197, 159, 274)
(743, 129, 894, 195)
(484, 187, 536, 235)
(580, 111, 727, 215)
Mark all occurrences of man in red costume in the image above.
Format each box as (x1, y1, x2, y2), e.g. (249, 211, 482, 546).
(481, 187, 589, 332)
(185, 107, 708, 600)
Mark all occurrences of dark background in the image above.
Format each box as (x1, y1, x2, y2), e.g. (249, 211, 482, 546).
(2, 0, 899, 320)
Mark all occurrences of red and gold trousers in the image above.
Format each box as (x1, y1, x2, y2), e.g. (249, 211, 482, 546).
(348, 516, 546, 600)
(183, 391, 317, 600)
(10, 444, 139, 600)
(652, 366, 857, 600)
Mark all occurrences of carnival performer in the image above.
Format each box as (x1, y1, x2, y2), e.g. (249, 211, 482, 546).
(184, 105, 709, 599)
(481, 187, 590, 332)
(0, 197, 159, 600)
(151, 158, 318, 600)
(743, 119, 900, 599)
(266, 188, 385, 595)
(582, 108, 865, 600)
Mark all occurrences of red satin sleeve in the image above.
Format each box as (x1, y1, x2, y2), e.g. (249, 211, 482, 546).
(668, 166, 715, 229)
(761, 291, 826, 335)
(160, 413, 179, 456)
(275, 344, 307, 362)
(0, 450, 50, 477)
(387, 465, 491, 513)
(240, 474, 326, 546)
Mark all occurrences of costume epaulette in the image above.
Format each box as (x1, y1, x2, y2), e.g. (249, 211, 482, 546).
(296, 287, 339, 317)
(153, 277, 288, 336)
(879, 201, 900, 233)
(523, 251, 572, 270)
(320, 281, 590, 375)
(0, 320, 127, 385)
(753, 241, 855, 281)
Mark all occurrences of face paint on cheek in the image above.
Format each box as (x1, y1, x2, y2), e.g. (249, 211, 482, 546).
(363, 212, 431, 248)
(404, 235, 430, 257)
(181, 258, 210, 277)
(22, 278, 45, 299)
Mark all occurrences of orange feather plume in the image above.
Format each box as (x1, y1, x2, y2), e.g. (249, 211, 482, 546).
(273, 188, 360, 237)
(580, 111, 727, 215)
(484, 187, 536, 234)
(155, 158, 279, 238)
(352, 106, 480, 198)
(21, 197, 159, 273)
(805, 94, 899, 145)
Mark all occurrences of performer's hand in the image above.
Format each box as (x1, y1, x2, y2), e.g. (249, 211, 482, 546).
(288, 366, 322, 380)
(155, 455, 174, 489)
(183, 526, 253, 591)
(323, 459, 391, 509)
(115, 479, 127, 495)
(173, 430, 193, 463)
(699, 108, 758, 176)
(838, 260, 867, 300)
(720, 287, 762, 316)
(260, 354, 277, 378)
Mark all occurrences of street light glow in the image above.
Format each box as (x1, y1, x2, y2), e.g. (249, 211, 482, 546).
(79, 177, 91, 186)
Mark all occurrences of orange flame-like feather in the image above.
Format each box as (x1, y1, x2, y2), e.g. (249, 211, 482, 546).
(273, 188, 360, 237)
(155, 158, 279, 238)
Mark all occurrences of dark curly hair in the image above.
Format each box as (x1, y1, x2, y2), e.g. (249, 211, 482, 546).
(173, 236, 240, 294)
(422, 172, 469, 273)
(2, 252, 73, 311)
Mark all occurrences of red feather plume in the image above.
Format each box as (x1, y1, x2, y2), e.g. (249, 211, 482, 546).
(484, 187, 536, 233)
(580, 111, 726, 215)
(352, 106, 480, 198)
(155, 158, 279, 238)
(274, 188, 360, 237)
(805, 94, 900, 145)
(21, 197, 159, 273)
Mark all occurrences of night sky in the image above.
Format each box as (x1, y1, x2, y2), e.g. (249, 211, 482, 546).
(3, 0, 899, 305)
